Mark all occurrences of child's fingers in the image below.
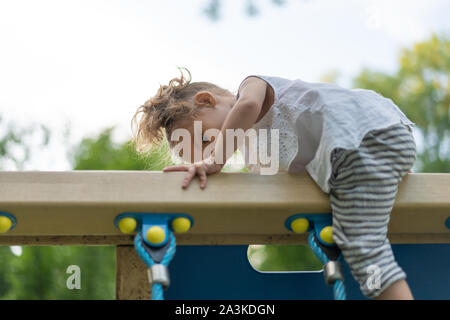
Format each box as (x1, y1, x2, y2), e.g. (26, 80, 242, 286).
(197, 166, 207, 189)
(163, 165, 189, 172)
(181, 166, 197, 189)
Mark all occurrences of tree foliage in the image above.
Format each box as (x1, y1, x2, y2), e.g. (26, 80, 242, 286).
(354, 34, 450, 173)
(1, 246, 115, 299)
(68, 126, 173, 171)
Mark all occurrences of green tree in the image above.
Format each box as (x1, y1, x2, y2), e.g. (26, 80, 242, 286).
(3, 246, 115, 299)
(354, 34, 450, 173)
(68, 126, 173, 171)
(0, 118, 53, 299)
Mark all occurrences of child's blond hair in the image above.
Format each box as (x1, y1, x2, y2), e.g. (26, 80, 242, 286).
(131, 67, 232, 153)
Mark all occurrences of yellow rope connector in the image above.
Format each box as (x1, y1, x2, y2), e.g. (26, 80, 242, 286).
(147, 226, 166, 245)
(171, 217, 191, 233)
(0, 216, 12, 233)
(290, 217, 309, 234)
(320, 226, 334, 244)
(118, 217, 137, 234)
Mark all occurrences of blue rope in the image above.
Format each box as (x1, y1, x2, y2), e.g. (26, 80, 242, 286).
(333, 279, 346, 300)
(134, 232, 176, 300)
(308, 232, 347, 300)
(308, 232, 329, 265)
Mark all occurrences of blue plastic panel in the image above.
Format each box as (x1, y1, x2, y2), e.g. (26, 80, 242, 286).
(166, 244, 450, 300)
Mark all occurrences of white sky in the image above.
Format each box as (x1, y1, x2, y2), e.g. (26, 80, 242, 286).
(0, 0, 449, 170)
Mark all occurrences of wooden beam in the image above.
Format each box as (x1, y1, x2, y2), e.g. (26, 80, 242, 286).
(0, 171, 448, 244)
(0, 233, 448, 246)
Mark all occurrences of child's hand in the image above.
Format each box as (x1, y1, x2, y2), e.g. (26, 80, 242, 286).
(163, 157, 223, 189)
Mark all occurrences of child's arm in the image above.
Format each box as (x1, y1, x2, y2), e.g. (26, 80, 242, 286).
(211, 77, 267, 165)
(164, 77, 267, 189)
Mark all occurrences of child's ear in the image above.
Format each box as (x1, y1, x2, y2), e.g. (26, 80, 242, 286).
(194, 91, 216, 108)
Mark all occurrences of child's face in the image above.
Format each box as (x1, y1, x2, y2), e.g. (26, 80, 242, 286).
(169, 91, 235, 163)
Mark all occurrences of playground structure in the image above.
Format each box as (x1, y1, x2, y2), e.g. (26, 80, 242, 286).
(0, 171, 449, 299)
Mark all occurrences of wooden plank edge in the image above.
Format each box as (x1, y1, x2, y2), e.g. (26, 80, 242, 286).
(0, 233, 448, 245)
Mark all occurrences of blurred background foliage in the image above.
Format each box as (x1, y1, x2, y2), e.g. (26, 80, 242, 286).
(203, 0, 289, 21)
(0, 34, 448, 299)
(354, 34, 449, 173)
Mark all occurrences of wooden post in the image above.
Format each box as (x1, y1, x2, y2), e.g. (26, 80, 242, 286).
(115, 245, 150, 300)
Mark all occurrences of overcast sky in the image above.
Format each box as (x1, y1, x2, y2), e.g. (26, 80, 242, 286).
(0, 0, 449, 170)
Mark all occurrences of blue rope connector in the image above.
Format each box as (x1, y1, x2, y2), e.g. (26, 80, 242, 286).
(308, 229, 347, 300)
(135, 231, 176, 300)
(287, 214, 347, 300)
(115, 213, 193, 300)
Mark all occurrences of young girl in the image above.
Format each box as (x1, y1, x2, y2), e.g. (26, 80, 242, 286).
(131, 67, 417, 300)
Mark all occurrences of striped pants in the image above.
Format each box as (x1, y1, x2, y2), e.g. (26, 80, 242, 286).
(328, 123, 417, 298)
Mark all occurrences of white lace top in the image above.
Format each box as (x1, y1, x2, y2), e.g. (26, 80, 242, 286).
(236, 75, 415, 194)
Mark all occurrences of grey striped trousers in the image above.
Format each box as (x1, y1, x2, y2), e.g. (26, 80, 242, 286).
(328, 123, 417, 298)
